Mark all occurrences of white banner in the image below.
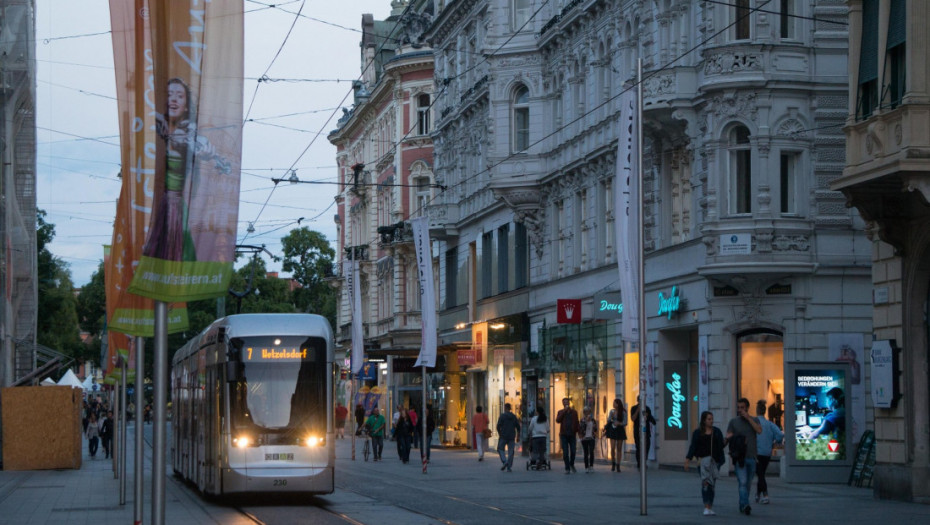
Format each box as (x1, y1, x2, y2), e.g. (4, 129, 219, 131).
(344, 259, 364, 374)
(615, 89, 640, 344)
(411, 216, 437, 368)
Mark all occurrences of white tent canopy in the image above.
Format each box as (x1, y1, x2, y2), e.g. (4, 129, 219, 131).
(40, 377, 56, 386)
(57, 369, 84, 389)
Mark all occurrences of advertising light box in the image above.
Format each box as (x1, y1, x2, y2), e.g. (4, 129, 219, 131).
(784, 363, 852, 482)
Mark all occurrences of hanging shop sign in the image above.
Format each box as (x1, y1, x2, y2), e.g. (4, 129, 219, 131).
(657, 286, 682, 319)
(557, 298, 582, 324)
(663, 360, 689, 441)
(870, 339, 899, 409)
(593, 291, 623, 320)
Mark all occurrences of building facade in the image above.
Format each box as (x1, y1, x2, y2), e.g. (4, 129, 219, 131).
(329, 1, 439, 428)
(424, 0, 872, 478)
(833, 0, 930, 503)
(0, 0, 38, 387)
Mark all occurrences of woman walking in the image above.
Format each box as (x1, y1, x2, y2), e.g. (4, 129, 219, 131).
(579, 406, 598, 473)
(685, 411, 727, 516)
(607, 398, 628, 472)
(528, 407, 550, 469)
(86, 412, 100, 459)
(473, 406, 490, 461)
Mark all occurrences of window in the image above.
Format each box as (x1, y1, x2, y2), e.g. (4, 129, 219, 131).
(734, 0, 751, 40)
(417, 94, 431, 135)
(515, 223, 528, 289)
(512, 0, 532, 31)
(512, 85, 530, 152)
(497, 224, 510, 293)
(413, 175, 431, 217)
(737, 331, 784, 428)
(883, 0, 906, 109)
(728, 126, 752, 215)
(857, 0, 879, 119)
(445, 246, 458, 308)
(780, 0, 795, 39)
(481, 231, 493, 298)
(780, 153, 797, 215)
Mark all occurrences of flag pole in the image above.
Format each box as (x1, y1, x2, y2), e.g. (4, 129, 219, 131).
(152, 301, 167, 525)
(636, 58, 648, 516)
(134, 335, 145, 525)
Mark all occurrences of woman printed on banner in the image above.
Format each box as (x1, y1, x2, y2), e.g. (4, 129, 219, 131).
(143, 77, 229, 262)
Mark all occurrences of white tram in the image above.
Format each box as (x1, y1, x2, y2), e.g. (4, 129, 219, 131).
(171, 313, 335, 495)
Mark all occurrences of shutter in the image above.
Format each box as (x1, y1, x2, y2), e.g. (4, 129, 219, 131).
(859, 0, 879, 83)
(887, 0, 906, 49)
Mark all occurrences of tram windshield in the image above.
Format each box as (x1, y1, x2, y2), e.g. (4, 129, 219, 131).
(229, 335, 328, 437)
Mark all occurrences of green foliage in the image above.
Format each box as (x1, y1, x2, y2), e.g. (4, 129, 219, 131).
(77, 262, 106, 335)
(36, 210, 87, 363)
(280, 227, 336, 327)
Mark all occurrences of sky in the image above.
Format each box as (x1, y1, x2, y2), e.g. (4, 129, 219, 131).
(36, 0, 393, 287)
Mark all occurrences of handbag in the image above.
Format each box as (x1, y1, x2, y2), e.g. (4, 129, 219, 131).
(482, 428, 492, 439)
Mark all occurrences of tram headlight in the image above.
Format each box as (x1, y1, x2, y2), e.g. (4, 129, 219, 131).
(233, 436, 251, 448)
(303, 435, 325, 447)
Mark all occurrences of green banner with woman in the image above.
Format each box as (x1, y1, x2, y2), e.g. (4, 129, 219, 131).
(126, 0, 243, 302)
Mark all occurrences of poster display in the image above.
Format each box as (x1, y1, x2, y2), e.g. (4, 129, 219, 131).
(793, 368, 847, 461)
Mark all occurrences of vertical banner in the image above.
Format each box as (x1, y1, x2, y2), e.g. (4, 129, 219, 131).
(344, 259, 364, 374)
(698, 334, 709, 415)
(645, 341, 657, 460)
(828, 334, 865, 443)
(411, 216, 437, 368)
(615, 89, 639, 344)
(108, 0, 187, 335)
(127, 0, 243, 302)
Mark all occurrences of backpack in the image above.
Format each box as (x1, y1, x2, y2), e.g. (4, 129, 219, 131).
(729, 434, 747, 467)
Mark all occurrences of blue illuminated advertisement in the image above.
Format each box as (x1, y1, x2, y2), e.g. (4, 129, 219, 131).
(793, 368, 846, 461)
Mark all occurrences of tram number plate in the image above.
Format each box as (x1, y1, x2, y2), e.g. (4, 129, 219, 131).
(265, 453, 295, 461)
(273, 479, 287, 487)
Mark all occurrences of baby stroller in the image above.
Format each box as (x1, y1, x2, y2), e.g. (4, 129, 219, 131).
(527, 437, 551, 471)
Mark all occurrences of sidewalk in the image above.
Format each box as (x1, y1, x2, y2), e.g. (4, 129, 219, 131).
(0, 423, 251, 525)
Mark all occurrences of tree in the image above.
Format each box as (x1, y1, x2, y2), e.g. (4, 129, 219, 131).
(280, 227, 336, 326)
(36, 210, 89, 363)
(76, 262, 106, 335)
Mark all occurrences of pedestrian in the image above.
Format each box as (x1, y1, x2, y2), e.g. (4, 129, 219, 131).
(421, 405, 436, 462)
(409, 406, 420, 450)
(528, 407, 549, 469)
(86, 412, 100, 459)
(755, 400, 784, 505)
(685, 411, 727, 516)
(396, 409, 412, 463)
(556, 397, 580, 474)
(579, 406, 598, 473)
(82, 401, 90, 433)
(473, 405, 491, 461)
(391, 404, 402, 442)
(100, 410, 114, 459)
(364, 407, 386, 461)
(495, 402, 520, 472)
(354, 403, 366, 435)
(607, 398, 628, 472)
(335, 401, 348, 439)
(630, 402, 656, 470)
(727, 397, 762, 516)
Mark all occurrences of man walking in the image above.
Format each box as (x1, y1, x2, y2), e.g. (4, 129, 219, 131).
(496, 403, 520, 472)
(335, 401, 348, 439)
(100, 410, 114, 459)
(727, 397, 762, 515)
(365, 407, 387, 461)
(556, 397, 579, 473)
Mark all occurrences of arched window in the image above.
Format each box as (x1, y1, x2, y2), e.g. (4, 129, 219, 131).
(417, 93, 431, 135)
(512, 85, 530, 152)
(728, 126, 752, 215)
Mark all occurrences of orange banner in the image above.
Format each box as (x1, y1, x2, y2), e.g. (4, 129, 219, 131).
(107, 0, 187, 343)
(127, 0, 243, 302)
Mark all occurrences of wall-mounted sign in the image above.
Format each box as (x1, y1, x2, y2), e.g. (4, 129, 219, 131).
(457, 349, 477, 366)
(766, 283, 792, 295)
(557, 299, 582, 324)
(663, 360, 689, 440)
(720, 233, 751, 255)
(713, 285, 739, 297)
(593, 291, 623, 319)
(657, 286, 682, 319)
(870, 340, 898, 409)
(357, 361, 378, 381)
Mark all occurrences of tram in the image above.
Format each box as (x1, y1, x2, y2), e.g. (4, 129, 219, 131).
(171, 313, 335, 495)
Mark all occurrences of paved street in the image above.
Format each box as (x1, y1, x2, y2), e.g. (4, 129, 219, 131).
(2, 426, 929, 524)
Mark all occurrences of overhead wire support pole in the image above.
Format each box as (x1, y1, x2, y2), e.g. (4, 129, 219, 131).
(135, 335, 145, 525)
(152, 301, 168, 525)
(119, 355, 128, 504)
(636, 58, 648, 517)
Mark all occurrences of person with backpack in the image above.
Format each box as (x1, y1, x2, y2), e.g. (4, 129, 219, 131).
(685, 411, 727, 516)
(727, 397, 762, 516)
